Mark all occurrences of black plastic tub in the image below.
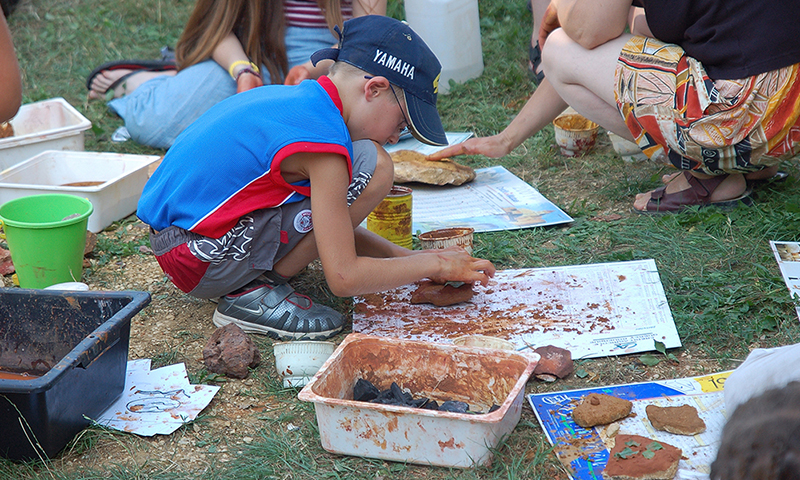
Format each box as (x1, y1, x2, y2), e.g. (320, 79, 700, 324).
(0, 288, 151, 461)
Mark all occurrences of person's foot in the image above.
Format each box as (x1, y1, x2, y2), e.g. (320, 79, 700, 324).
(212, 282, 345, 340)
(661, 165, 780, 185)
(634, 171, 747, 212)
(87, 69, 175, 100)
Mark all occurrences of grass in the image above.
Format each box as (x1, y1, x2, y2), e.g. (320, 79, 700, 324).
(4, 0, 800, 478)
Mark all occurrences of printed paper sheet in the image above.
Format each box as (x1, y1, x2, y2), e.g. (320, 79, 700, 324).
(96, 359, 219, 436)
(769, 240, 800, 320)
(384, 132, 573, 233)
(353, 259, 681, 359)
(528, 372, 731, 480)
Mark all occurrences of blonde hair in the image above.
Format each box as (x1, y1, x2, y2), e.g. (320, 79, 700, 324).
(176, 0, 346, 84)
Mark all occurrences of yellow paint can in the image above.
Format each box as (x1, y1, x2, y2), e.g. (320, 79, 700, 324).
(367, 185, 413, 248)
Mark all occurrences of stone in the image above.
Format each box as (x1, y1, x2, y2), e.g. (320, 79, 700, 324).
(0, 247, 14, 276)
(202, 323, 261, 379)
(533, 345, 573, 379)
(390, 149, 476, 186)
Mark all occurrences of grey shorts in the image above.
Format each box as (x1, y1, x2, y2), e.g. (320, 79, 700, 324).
(149, 139, 378, 298)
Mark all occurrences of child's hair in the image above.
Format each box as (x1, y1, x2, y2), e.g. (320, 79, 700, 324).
(711, 381, 800, 480)
(328, 61, 406, 103)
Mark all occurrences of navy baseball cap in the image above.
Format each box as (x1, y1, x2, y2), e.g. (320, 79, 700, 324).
(311, 15, 448, 146)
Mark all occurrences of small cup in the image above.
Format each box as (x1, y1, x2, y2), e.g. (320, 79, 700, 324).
(607, 131, 648, 163)
(552, 114, 599, 157)
(419, 227, 474, 254)
(273, 341, 336, 388)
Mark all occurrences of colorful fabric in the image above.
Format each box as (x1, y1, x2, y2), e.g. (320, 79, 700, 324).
(615, 36, 800, 175)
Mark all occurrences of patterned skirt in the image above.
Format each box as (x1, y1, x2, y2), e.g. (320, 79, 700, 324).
(615, 36, 800, 174)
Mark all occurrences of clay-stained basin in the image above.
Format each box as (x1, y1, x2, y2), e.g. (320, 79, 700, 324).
(298, 333, 538, 468)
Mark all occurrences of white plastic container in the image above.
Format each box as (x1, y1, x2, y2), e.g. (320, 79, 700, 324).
(273, 341, 336, 388)
(0, 150, 161, 233)
(0, 98, 92, 171)
(405, 0, 484, 94)
(298, 333, 538, 468)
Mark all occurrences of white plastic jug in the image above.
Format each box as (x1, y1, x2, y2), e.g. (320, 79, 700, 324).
(405, 0, 484, 94)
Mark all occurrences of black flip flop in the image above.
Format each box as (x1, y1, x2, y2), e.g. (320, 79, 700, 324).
(86, 59, 177, 92)
(528, 41, 545, 86)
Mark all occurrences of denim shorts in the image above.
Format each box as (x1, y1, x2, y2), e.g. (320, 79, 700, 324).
(149, 140, 378, 299)
(109, 26, 338, 149)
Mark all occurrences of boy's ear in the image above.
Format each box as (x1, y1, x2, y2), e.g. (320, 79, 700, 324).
(364, 75, 391, 100)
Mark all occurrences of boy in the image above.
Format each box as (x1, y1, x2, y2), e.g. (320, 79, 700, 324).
(137, 15, 495, 341)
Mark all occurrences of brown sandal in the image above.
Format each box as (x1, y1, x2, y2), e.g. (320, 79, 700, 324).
(636, 172, 753, 214)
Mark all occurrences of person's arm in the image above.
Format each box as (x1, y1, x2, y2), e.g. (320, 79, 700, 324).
(307, 153, 494, 297)
(544, 0, 632, 49)
(284, 0, 388, 85)
(627, 6, 651, 37)
(429, 79, 568, 160)
(0, 11, 21, 123)
(212, 32, 264, 93)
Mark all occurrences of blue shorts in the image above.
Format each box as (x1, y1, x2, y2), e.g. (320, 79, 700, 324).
(109, 26, 338, 149)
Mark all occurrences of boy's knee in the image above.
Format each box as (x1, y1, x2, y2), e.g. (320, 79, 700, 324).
(373, 145, 395, 189)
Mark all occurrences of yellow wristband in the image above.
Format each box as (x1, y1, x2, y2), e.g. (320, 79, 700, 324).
(228, 60, 259, 79)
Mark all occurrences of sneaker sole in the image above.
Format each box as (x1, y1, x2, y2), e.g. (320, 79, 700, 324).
(211, 310, 342, 341)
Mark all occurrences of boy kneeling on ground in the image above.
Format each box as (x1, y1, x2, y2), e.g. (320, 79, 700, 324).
(137, 15, 495, 341)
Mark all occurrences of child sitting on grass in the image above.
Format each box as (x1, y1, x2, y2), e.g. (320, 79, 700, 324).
(137, 15, 495, 341)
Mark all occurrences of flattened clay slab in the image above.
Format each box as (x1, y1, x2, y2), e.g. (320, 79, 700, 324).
(410, 280, 474, 307)
(572, 393, 632, 428)
(646, 404, 706, 435)
(603, 434, 681, 480)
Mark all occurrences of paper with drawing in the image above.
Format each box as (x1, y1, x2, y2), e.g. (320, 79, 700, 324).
(96, 359, 219, 436)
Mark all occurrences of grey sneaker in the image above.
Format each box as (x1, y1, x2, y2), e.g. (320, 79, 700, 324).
(212, 283, 345, 340)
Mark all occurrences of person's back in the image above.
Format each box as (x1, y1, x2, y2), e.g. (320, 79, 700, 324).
(138, 15, 495, 341)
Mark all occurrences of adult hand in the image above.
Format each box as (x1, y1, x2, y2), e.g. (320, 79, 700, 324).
(427, 135, 512, 161)
(427, 247, 496, 286)
(284, 65, 312, 85)
(538, 2, 561, 49)
(236, 71, 263, 93)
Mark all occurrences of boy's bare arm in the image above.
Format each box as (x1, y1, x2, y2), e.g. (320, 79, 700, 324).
(306, 154, 494, 297)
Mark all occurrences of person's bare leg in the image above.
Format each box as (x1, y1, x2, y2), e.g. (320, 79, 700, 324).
(661, 165, 779, 185)
(542, 30, 748, 209)
(529, 0, 550, 78)
(87, 69, 176, 100)
(542, 29, 634, 140)
(271, 144, 394, 277)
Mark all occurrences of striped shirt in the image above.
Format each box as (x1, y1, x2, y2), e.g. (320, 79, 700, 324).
(284, 0, 354, 28)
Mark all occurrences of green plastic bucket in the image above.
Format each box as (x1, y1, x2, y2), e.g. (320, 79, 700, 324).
(0, 194, 93, 289)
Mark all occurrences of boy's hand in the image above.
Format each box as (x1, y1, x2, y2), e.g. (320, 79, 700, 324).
(428, 247, 496, 286)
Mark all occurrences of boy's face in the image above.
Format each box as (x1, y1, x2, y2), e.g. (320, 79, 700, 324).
(375, 87, 409, 145)
(357, 76, 410, 145)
